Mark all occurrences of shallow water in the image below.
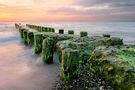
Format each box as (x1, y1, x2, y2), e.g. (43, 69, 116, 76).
(0, 25, 60, 90)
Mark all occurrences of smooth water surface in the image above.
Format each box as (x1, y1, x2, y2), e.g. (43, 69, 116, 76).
(0, 23, 60, 90)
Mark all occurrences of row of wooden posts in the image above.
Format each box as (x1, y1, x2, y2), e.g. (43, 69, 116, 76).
(26, 24, 88, 37)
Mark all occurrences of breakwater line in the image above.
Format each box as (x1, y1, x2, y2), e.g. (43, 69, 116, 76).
(15, 23, 135, 90)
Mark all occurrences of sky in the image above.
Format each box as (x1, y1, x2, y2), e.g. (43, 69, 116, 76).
(0, 0, 135, 22)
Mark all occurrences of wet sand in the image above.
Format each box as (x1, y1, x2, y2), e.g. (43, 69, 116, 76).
(0, 27, 60, 90)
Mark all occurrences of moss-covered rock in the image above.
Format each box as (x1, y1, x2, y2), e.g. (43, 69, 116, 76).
(88, 46, 135, 90)
(23, 29, 29, 45)
(61, 48, 79, 81)
(56, 36, 123, 63)
(42, 37, 54, 64)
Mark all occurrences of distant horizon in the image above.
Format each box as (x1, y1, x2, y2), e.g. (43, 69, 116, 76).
(0, 21, 135, 23)
(0, 0, 135, 22)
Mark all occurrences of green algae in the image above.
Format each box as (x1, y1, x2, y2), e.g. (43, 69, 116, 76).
(23, 30, 29, 45)
(117, 47, 135, 67)
(61, 48, 79, 81)
(80, 31, 88, 37)
(88, 46, 135, 89)
(34, 33, 44, 54)
(42, 37, 54, 64)
(27, 32, 34, 46)
(117, 54, 135, 68)
(121, 47, 135, 52)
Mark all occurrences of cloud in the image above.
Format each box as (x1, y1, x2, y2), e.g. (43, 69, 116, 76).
(109, 2, 135, 7)
(74, 0, 135, 7)
(0, 0, 135, 21)
(31, 0, 46, 3)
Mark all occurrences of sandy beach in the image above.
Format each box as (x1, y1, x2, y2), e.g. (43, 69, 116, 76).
(0, 26, 60, 90)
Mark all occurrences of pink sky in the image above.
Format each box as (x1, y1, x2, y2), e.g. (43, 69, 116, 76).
(0, 0, 135, 22)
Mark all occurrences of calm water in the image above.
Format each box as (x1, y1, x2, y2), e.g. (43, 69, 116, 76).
(0, 23, 60, 90)
(1, 22, 135, 44)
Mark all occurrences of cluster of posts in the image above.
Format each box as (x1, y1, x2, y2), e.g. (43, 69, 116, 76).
(15, 23, 88, 64)
(26, 24, 88, 37)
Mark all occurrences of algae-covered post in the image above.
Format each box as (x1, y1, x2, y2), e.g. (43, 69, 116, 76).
(68, 30, 74, 34)
(80, 31, 88, 37)
(42, 37, 54, 64)
(23, 29, 29, 45)
(27, 31, 35, 46)
(51, 28, 55, 32)
(103, 34, 111, 38)
(59, 29, 64, 34)
(61, 48, 79, 81)
(48, 27, 52, 32)
(34, 33, 44, 54)
(19, 28, 26, 38)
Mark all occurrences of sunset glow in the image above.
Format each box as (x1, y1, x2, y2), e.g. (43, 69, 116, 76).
(0, 0, 135, 22)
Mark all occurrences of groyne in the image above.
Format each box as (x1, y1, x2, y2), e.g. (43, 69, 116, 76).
(15, 23, 135, 90)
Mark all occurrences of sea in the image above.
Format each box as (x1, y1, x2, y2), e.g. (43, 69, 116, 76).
(0, 22, 135, 44)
